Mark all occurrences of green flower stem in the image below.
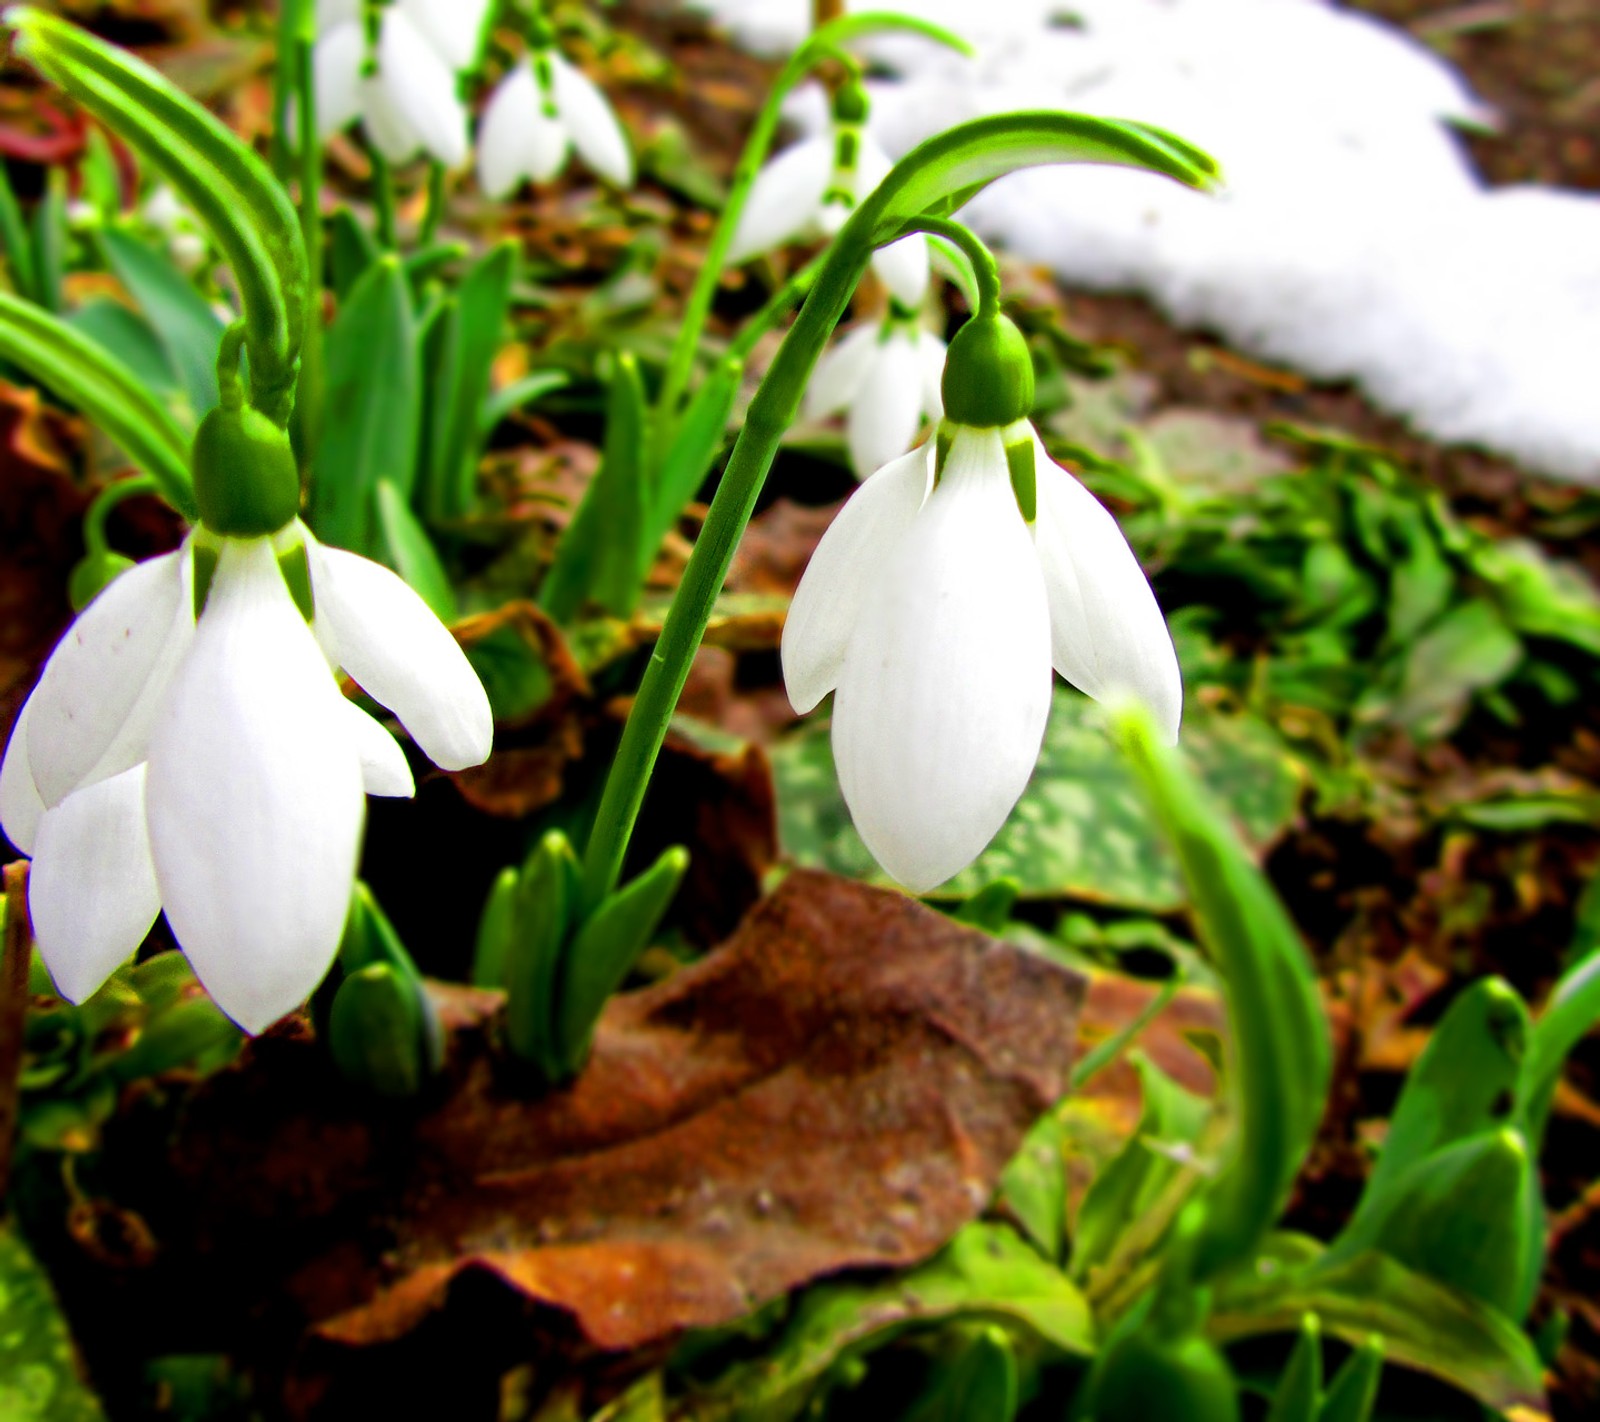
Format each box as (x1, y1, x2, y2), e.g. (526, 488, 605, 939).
(370, 150, 397, 249)
(649, 12, 971, 461)
(580, 233, 872, 912)
(419, 162, 446, 247)
(290, 0, 326, 457)
(897, 215, 1000, 317)
(83, 474, 158, 560)
(726, 251, 827, 364)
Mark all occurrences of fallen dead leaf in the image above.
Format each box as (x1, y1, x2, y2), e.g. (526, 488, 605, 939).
(128, 872, 1083, 1414)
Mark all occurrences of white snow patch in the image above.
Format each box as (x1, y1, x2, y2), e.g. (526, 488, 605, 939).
(690, 0, 1600, 483)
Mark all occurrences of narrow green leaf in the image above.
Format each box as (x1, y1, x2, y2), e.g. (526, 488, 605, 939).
(328, 206, 380, 303)
(505, 832, 578, 1077)
(99, 227, 224, 418)
(309, 256, 418, 552)
(1522, 940, 1600, 1148)
(1335, 1127, 1539, 1319)
(0, 160, 37, 301)
(645, 353, 740, 556)
(1071, 1053, 1210, 1282)
(0, 1223, 107, 1421)
(32, 167, 65, 313)
(902, 1326, 1019, 1422)
(555, 845, 687, 1069)
(472, 867, 519, 990)
(479, 369, 569, 434)
(66, 298, 181, 397)
(422, 240, 515, 520)
(1115, 707, 1331, 1283)
(375, 478, 457, 621)
(685, 1223, 1093, 1421)
(1210, 1239, 1545, 1415)
(1316, 1338, 1382, 1422)
(1354, 977, 1527, 1218)
(1265, 1315, 1323, 1422)
(0, 292, 194, 514)
(541, 352, 649, 622)
(328, 963, 430, 1098)
(8, 8, 307, 420)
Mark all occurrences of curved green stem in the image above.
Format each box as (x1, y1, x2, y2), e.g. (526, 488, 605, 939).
(83, 474, 158, 559)
(896, 215, 999, 316)
(650, 11, 972, 455)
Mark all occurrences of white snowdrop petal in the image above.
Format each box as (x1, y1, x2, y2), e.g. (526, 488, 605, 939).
(30, 765, 160, 1005)
(316, 0, 360, 30)
(804, 324, 881, 421)
(309, 542, 493, 771)
(360, 76, 423, 165)
(343, 701, 415, 798)
(313, 22, 366, 139)
(550, 53, 634, 186)
(847, 331, 927, 478)
(376, 13, 469, 167)
(146, 539, 365, 1034)
(832, 426, 1053, 892)
(477, 65, 544, 198)
(726, 137, 832, 263)
(1033, 433, 1183, 744)
(871, 233, 932, 307)
(27, 548, 186, 808)
(781, 444, 932, 716)
(399, 0, 489, 72)
(0, 696, 44, 855)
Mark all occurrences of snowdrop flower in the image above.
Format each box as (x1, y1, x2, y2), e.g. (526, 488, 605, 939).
(783, 312, 1180, 891)
(314, 0, 488, 167)
(478, 35, 635, 196)
(728, 80, 930, 306)
(0, 404, 492, 1032)
(807, 307, 945, 478)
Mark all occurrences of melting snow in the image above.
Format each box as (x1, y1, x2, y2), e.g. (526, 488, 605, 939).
(691, 0, 1600, 483)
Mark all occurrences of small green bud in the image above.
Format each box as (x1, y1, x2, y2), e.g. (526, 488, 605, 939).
(832, 78, 870, 126)
(192, 404, 300, 538)
(940, 314, 1035, 428)
(67, 551, 135, 611)
(1086, 1328, 1241, 1422)
(328, 962, 432, 1099)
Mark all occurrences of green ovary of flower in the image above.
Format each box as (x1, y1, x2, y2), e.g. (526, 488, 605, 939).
(939, 313, 1035, 430)
(192, 405, 301, 538)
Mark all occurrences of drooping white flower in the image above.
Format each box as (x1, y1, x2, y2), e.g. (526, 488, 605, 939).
(783, 410, 1181, 893)
(727, 88, 931, 306)
(806, 313, 945, 479)
(478, 46, 635, 196)
(0, 522, 493, 1033)
(314, 0, 487, 167)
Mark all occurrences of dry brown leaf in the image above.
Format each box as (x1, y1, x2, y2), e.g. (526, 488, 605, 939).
(144, 873, 1083, 1409)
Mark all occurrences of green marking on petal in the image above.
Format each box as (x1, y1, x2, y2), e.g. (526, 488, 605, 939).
(277, 540, 316, 623)
(533, 52, 558, 117)
(191, 540, 219, 619)
(1006, 434, 1037, 524)
(934, 421, 955, 481)
(834, 127, 860, 175)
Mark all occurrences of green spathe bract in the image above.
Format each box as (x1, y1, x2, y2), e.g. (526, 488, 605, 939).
(941, 314, 1035, 428)
(192, 405, 300, 538)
